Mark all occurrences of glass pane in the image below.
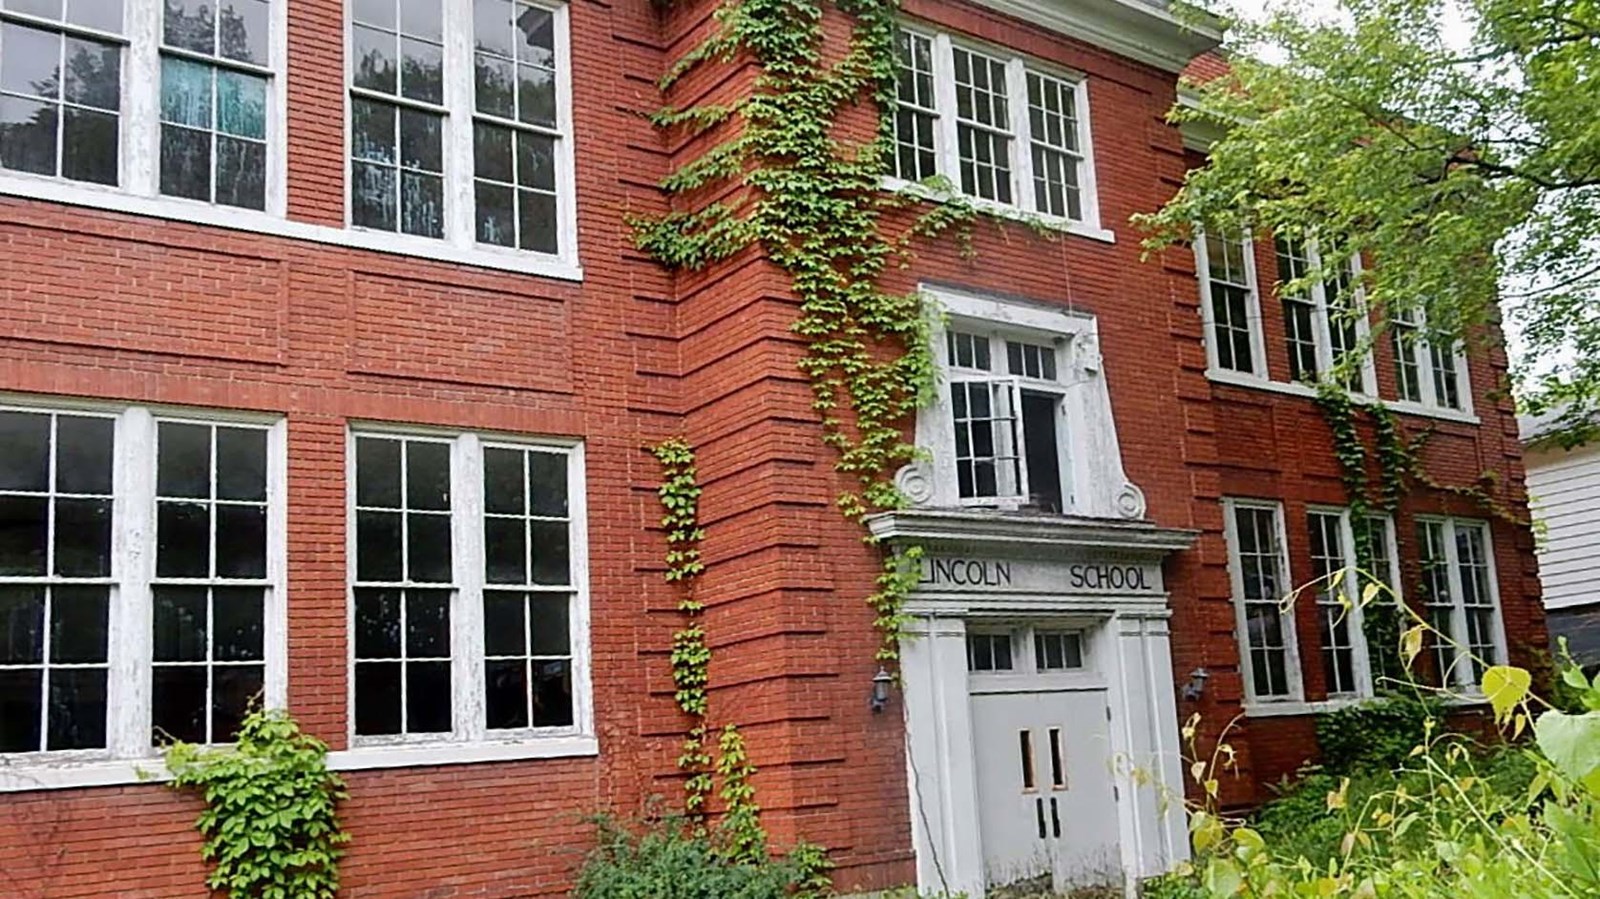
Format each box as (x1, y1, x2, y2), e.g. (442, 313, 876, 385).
(157, 501, 210, 577)
(483, 447, 525, 514)
(406, 660, 451, 732)
(0, 495, 48, 576)
(53, 497, 111, 577)
(161, 124, 211, 200)
(153, 585, 208, 661)
(63, 39, 120, 111)
(0, 411, 50, 491)
(355, 510, 402, 581)
(399, 0, 441, 41)
(474, 53, 514, 118)
(475, 181, 515, 246)
(401, 171, 444, 237)
(482, 591, 524, 656)
(351, 97, 396, 164)
(354, 588, 401, 658)
(516, 130, 553, 189)
(516, 64, 553, 127)
(485, 658, 528, 729)
(164, 0, 216, 53)
(50, 584, 108, 663)
(398, 107, 441, 171)
(352, 0, 393, 29)
(529, 520, 567, 585)
(217, 0, 268, 65)
(216, 69, 265, 139)
(528, 596, 567, 655)
(516, 4, 553, 66)
(215, 503, 266, 578)
(406, 590, 449, 656)
(55, 415, 113, 495)
(67, 0, 122, 30)
(0, 669, 42, 752)
(485, 517, 525, 584)
(212, 586, 263, 661)
(473, 121, 512, 183)
(47, 667, 106, 750)
(517, 189, 556, 253)
(355, 437, 401, 507)
(531, 658, 571, 726)
(215, 428, 267, 500)
(211, 663, 263, 739)
(9, 0, 64, 21)
(405, 512, 452, 582)
(1, 24, 61, 101)
(0, 96, 58, 175)
(399, 37, 442, 104)
(158, 422, 211, 497)
(526, 451, 565, 516)
(405, 441, 450, 509)
(351, 24, 397, 94)
(0, 584, 45, 664)
(473, 0, 512, 57)
(354, 661, 401, 734)
(152, 665, 206, 744)
(161, 57, 212, 132)
(352, 161, 397, 230)
(62, 106, 117, 184)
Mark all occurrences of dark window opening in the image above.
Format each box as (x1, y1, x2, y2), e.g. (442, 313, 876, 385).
(1020, 390, 1062, 513)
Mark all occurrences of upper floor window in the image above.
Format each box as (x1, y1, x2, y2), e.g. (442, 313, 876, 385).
(1390, 307, 1471, 413)
(1273, 237, 1373, 393)
(0, 0, 279, 208)
(347, 0, 571, 256)
(943, 326, 1067, 512)
(1196, 230, 1263, 375)
(348, 429, 589, 748)
(890, 26, 1099, 228)
(1222, 498, 1298, 702)
(0, 401, 284, 759)
(1416, 517, 1502, 690)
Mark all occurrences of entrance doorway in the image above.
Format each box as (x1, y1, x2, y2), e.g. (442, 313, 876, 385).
(968, 626, 1120, 894)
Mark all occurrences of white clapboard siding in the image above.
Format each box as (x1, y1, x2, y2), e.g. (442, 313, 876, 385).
(1528, 442, 1600, 610)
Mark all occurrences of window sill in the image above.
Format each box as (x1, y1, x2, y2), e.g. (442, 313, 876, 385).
(1205, 369, 1480, 425)
(882, 176, 1116, 244)
(0, 757, 169, 793)
(0, 173, 584, 282)
(327, 734, 598, 771)
(1244, 694, 1490, 718)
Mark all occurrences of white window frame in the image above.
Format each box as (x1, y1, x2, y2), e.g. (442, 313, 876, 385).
(340, 424, 594, 769)
(0, 396, 286, 790)
(341, 0, 578, 267)
(1414, 516, 1505, 692)
(1221, 498, 1303, 704)
(1390, 307, 1472, 416)
(885, 23, 1109, 242)
(965, 622, 1094, 683)
(1194, 230, 1268, 378)
(1305, 506, 1373, 699)
(1271, 238, 1377, 394)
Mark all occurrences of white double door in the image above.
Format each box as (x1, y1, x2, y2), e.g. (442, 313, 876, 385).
(971, 686, 1121, 894)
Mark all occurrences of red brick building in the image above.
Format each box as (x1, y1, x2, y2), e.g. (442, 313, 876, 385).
(0, 0, 1543, 894)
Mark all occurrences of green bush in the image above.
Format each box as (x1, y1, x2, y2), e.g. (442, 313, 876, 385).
(572, 816, 826, 899)
(1312, 694, 1444, 774)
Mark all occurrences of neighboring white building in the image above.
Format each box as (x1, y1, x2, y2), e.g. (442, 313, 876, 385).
(1523, 412, 1600, 669)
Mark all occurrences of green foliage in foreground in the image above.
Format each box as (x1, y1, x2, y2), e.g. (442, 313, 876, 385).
(572, 815, 831, 899)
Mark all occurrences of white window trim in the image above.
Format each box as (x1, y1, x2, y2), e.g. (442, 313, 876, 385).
(1305, 505, 1374, 700)
(1391, 308, 1474, 417)
(883, 24, 1111, 243)
(341, 425, 594, 765)
(1273, 244, 1377, 395)
(965, 621, 1103, 694)
(341, 0, 580, 271)
(0, 396, 287, 792)
(1415, 515, 1506, 693)
(1194, 230, 1268, 378)
(1221, 498, 1304, 704)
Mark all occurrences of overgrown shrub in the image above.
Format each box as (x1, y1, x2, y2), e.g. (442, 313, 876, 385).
(572, 816, 828, 899)
(1312, 694, 1444, 774)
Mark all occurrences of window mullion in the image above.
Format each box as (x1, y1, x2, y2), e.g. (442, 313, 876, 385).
(1442, 521, 1471, 688)
(443, 0, 476, 249)
(932, 33, 960, 185)
(1306, 243, 1336, 376)
(1240, 236, 1268, 377)
(263, 420, 289, 709)
(1338, 510, 1373, 697)
(124, 0, 162, 196)
(1414, 310, 1438, 408)
(452, 433, 486, 742)
(107, 407, 156, 757)
(1005, 57, 1033, 213)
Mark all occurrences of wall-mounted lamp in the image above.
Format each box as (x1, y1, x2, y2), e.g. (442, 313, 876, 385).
(1181, 668, 1210, 702)
(870, 667, 894, 713)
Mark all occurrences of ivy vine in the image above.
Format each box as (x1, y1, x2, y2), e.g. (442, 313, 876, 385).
(164, 706, 349, 899)
(635, 0, 975, 660)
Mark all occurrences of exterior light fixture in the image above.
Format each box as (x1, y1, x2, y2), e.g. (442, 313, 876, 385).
(870, 667, 894, 713)
(1181, 668, 1210, 702)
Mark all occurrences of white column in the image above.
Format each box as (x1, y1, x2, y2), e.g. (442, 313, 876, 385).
(901, 614, 986, 898)
(1106, 613, 1188, 881)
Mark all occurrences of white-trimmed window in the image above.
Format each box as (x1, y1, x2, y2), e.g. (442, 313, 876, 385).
(889, 25, 1100, 228)
(966, 625, 1085, 675)
(1196, 231, 1264, 376)
(0, 401, 285, 759)
(0, 0, 282, 208)
(346, 0, 573, 256)
(1415, 517, 1503, 689)
(347, 428, 589, 749)
(1222, 499, 1299, 702)
(1272, 237, 1375, 393)
(1306, 508, 1372, 698)
(1390, 308, 1470, 413)
(942, 325, 1068, 512)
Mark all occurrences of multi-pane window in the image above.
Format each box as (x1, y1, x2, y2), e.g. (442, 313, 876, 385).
(158, 0, 271, 208)
(1391, 309, 1424, 402)
(891, 29, 937, 183)
(1430, 343, 1462, 409)
(970, 626, 1087, 675)
(1353, 513, 1402, 686)
(1033, 631, 1082, 671)
(953, 46, 1011, 203)
(1224, 500, 1296, 701)
(1264, 236, 1372, 391)
(885, 28, 1098, 227)
(0, 4, 122, 184)
(346, 0, 571, 256)
(1388, 306, 1469, 411)
(1416, 518, 1502, 689)
(0, 402, 284, 763)
(349, 430, 588, 747)
(967, 631, 1014, 672)
(943, 325, 1068, 512)
(151, 422, 270, 745)
(1308, 510, 1363, 697)
(1323, 258, 1366, 392)
(1200, 232, 1259, 375)
(1276, 238, 1318, 382)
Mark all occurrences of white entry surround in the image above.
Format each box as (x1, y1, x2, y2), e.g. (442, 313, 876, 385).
(865, 285, 1197, 897)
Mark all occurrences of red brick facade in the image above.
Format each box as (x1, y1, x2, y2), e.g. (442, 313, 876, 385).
(0, 0, 1542, 896)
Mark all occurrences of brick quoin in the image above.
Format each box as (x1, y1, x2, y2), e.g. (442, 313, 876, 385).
(0, 0, 1544, 895)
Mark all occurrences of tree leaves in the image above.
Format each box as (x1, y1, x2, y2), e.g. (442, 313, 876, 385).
(1482, 664, 1532, 722)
